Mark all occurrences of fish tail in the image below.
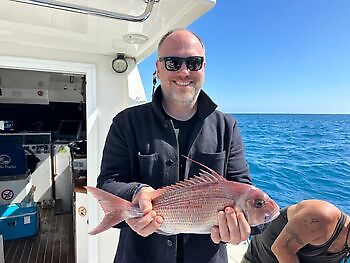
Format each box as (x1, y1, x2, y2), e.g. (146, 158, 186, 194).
(85, 186, 138, 235)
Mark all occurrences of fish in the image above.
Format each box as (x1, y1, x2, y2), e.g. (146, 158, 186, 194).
(86, 157, 280, 235)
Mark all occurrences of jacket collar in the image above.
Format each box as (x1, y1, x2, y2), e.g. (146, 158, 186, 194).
(151, 86, 217, 121)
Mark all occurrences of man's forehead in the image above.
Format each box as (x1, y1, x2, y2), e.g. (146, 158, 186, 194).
(159, 31, 204, 55)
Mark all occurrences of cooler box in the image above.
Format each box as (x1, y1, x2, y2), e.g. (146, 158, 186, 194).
(0, 203, 39, 240)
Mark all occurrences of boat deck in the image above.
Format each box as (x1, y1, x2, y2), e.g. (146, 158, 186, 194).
(3, 207, 74, 263)
(2, 204, 248, 263)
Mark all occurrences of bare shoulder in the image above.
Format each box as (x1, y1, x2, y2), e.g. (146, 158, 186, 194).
(294, 200, 340, 220)
(288, 200, 340, 244)
(271, 200, 341, 256)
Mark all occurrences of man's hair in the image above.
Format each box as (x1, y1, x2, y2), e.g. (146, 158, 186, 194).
(157, 28, 205, 56)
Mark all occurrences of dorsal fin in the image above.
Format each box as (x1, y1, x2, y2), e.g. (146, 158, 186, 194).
(182, 155, 224, 178)
(152, 156, 225, 198)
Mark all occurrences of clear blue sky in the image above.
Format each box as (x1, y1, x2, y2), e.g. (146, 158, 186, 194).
(139, 1, 350, 114)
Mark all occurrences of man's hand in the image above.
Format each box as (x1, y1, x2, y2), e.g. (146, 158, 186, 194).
(125, 186, 163, 237)
(210, 207, 250, 244)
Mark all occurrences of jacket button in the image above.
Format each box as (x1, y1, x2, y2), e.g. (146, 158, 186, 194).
(167, 240, 173, 246)
(165, 159, 174, 166)
(163, 123, 169, 128)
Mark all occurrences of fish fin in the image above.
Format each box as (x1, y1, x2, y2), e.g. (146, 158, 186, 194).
(88, 211, 125, 235)
(85, 186, 132, 214)
(181, 155, 225, 180)
(198, 169, 225, 182)
(153, 170, 225, 197)
(85, 186, 137, 235)
(152, 157, 226, 198)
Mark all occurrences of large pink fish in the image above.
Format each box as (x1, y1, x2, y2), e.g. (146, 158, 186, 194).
(86, 158, 280, 235)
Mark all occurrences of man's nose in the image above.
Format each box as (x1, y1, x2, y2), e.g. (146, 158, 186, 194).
(177, 61, 190, 73)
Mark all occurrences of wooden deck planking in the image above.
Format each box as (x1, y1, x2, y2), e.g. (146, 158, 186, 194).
(3, 207, 74, 263)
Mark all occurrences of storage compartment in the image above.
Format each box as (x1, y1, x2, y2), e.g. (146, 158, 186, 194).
(0, 203, 39, 240)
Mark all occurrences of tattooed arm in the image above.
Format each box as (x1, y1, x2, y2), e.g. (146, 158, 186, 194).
(271, 200, 335, 263)
(271, 224, 305, 263)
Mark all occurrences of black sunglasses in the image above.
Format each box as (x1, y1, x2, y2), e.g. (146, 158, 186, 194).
(158, 56, 204, 71)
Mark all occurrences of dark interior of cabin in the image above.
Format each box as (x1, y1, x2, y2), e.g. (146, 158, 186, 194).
(0, 102, 86, 140)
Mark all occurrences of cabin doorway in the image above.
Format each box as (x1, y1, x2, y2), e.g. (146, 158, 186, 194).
(0, 56, 97, 263)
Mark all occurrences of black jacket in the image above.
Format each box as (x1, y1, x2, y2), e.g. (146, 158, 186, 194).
(97, 87, 251, 263)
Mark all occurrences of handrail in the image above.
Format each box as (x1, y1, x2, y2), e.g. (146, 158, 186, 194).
(9, 0, 156, 22)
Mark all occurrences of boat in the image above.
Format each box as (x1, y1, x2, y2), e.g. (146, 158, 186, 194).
(0, 0, 248, 262)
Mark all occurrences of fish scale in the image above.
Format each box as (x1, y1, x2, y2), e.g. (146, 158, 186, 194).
(152, 182, 247, 234)
(155, 199, 231, 234)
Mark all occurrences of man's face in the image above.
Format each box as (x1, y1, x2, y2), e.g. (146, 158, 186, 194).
(156, 31, 205, 107)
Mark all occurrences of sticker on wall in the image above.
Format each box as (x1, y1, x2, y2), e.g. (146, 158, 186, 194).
(58, 145, 69, 153)
(78, 206, 87, 217)
(1, 189, 14, 200)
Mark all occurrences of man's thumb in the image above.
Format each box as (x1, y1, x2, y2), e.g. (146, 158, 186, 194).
(139, 198, 152, 213)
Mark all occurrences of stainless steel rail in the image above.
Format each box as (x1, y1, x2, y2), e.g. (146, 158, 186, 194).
(9, 0, 156, 22)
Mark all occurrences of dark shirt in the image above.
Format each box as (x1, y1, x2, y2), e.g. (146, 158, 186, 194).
(244, 207, 349, 263)
(165, 113, 198, 263)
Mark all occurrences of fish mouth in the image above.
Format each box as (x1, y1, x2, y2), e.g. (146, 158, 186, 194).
(249, 209, 280, 228)
(264, 208, 280, 223)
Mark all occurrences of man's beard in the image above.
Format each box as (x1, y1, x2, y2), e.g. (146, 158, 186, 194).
(163, 85, 201, 106)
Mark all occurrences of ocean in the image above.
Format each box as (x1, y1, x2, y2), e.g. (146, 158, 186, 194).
(232, 114, 350, 214)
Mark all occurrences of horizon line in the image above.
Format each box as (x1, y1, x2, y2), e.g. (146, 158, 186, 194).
(226, 112, 350, 115)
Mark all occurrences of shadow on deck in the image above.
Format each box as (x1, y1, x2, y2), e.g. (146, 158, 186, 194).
(3, 207, 74, 263)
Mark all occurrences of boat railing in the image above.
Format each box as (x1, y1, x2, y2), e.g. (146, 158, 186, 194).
(9, 0, 158, 22)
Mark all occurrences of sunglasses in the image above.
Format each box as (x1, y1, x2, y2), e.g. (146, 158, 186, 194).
(158, 56, 204, 71)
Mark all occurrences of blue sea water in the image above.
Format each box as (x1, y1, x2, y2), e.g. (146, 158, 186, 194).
(232, 114, 350, 214)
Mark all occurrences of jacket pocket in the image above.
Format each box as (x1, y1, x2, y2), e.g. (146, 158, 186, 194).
(137, 152, 159, 182)
(190, 151, 226, 177)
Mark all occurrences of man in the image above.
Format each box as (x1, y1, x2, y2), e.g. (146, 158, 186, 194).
(97, 29, 252, 263)
(242, 200, 350, 263)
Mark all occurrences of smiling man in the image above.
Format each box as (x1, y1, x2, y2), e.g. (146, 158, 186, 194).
(156, 30, 205, 120)
(97, 29, 252, 263)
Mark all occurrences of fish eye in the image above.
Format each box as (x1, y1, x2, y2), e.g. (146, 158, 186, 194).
(254, 199, 265, 208)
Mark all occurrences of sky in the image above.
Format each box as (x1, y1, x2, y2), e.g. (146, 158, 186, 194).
(139, 1, 350, 114)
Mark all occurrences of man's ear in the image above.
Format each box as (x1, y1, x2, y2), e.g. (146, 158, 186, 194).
(155, 61, 161, 78)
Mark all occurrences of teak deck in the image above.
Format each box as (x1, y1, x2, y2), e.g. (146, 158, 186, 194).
(3, 207, 74, 263)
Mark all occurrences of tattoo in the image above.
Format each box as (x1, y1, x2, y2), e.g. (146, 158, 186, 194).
(303, 217, 321, 232)
(285, 226, 304, 246)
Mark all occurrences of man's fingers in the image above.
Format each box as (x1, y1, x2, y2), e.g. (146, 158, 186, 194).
(134, 186, 154, 213)
(138, 215, 163, 237)
(225, 207, 242, 244)
(126, 212, 163, 237)
(236, 210, 250, 241)
(210, 226, 221, 244)
(218, 210, 230, 242)
(126, 211, 156, 233)
(139, 198, 152, 213)
(212, 207, 251, 245)
(128, 187, 163, 237)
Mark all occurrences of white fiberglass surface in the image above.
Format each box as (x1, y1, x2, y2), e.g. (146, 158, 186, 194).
(0, 0, 215, 59)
